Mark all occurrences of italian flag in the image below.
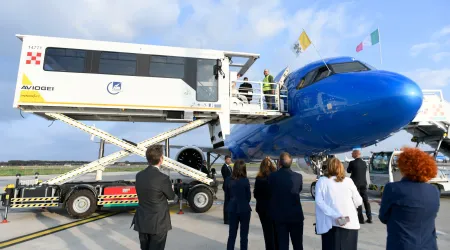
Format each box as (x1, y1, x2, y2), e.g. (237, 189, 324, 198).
(356, 29, 380, 52)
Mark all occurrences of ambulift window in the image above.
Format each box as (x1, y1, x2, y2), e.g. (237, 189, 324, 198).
(149, 55, 185, 79)
(43, 48, 87, 73)
(99, 52, 137, 76)
(196, 59, 218, 102)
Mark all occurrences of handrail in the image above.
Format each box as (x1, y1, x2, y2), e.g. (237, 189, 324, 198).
(422, 89, 444, 102)
(232, 79, 288, 112)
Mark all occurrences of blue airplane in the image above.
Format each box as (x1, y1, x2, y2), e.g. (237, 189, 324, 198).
(222, 56, 423, 166)
(175, 56, 423, 173)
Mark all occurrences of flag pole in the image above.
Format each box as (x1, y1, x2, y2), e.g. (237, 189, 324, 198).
(303, 28, 332, 72)
(378, 27, 383, 65)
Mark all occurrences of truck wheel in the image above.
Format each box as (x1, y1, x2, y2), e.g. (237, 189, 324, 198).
(311, 181, 316, 200)
(66, 189, 97, 219)
(188, 186, 213, 213)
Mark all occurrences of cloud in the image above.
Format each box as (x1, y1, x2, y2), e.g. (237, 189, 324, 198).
(432, 25, 450, 40)
(409, 42, 439, 57)
(409, 25, 450, 58)
(431, 52, 450, 62)
(0, 0, 181, 41)
(162, 0, 289, 50)
(402, 68, 450, 88)
(0, 1, 375, 160)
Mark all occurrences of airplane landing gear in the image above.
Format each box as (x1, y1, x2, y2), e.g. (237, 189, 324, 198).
(305, 154, 333, 199)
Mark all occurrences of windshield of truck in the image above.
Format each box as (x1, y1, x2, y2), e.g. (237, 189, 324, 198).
(369, 152, 392, 174)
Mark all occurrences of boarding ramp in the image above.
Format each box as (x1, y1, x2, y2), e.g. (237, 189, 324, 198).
(229, 66, 290, 124)
(405, 90, 450, 157)
(230, 80, 288, 123)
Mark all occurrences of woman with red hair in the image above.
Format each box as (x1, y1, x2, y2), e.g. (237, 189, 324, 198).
(379, 147, 440, 250)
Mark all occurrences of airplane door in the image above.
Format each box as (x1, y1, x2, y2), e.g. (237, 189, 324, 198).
(273, 66, 289, 112)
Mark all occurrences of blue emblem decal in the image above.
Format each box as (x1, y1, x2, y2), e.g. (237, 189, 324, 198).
(107, 82, 122, 95)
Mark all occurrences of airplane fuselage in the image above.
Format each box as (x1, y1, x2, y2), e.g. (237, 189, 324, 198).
(224, 57, 423, 161)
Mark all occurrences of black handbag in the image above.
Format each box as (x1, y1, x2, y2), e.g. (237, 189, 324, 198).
(313, 223, 326, 235)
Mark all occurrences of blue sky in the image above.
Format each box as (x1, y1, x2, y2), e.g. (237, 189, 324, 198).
(0, 0, 449, 162)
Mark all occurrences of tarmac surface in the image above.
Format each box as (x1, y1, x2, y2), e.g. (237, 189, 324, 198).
(1, 171, 450, 249)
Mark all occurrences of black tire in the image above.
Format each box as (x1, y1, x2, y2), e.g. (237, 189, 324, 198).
(187, 186, 213, 213)
(311, 181, 317, 200)
(65, 189, 97, 219)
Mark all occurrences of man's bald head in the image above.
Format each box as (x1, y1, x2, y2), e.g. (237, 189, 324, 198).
(352, 149, 361, 159)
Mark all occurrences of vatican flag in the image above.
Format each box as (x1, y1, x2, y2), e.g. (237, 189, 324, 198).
(292, 30, 312, 56)
(298, 31, 311, 51)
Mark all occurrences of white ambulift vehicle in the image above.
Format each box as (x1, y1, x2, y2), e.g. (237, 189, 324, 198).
(1, 34, 290, 222)
(368, 150, 450, 196)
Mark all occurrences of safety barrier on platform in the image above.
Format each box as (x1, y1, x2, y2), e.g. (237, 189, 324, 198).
(231, 80, 288, 113)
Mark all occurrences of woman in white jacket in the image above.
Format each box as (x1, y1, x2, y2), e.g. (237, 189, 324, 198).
(315, 158, 363, 250)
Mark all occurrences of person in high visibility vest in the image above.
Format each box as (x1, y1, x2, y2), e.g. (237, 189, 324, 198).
(263, 69, 275, 110)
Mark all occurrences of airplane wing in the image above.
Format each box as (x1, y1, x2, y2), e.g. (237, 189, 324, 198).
(166, 144, 231, 156)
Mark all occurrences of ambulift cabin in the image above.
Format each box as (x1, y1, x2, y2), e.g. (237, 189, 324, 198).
(13, 34, 289, 143)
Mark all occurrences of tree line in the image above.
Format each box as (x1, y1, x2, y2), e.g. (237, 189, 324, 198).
(0, 160, 147, 166)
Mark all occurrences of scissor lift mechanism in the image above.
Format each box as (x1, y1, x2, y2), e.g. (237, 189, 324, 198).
(1, 113, 217, 222)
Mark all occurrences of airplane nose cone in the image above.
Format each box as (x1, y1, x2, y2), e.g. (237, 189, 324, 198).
(361, 70, 423, 131)
(380, 70, 423, 120)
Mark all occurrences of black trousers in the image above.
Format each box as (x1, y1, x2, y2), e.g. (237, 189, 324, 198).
(223, 196, 229, 223)
(356, 186, 372, 221)
(227, 211, 251, 250)
(264, 90, 275, 109)
(321, 226, 358, 250)
(258, 211, 278, 250)
(139, 232, 167, 250)
(276, 221, 303, 250)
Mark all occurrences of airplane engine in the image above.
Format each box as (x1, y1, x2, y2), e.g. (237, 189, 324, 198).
(175, 146, 205, 171)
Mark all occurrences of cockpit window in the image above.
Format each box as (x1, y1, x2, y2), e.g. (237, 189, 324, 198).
(295, 61, 370, 91)
(330, 61, 370, 73)
(296, 69, 316, 89)
(312, 67, 330, 83)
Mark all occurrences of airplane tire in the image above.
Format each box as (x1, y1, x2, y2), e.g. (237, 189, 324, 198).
(311, 181, 316, 200)
(188, 186, 213, 213)
(66, 189, 97, 219)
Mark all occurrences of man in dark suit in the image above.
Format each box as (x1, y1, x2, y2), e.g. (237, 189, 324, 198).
(268, 152, 304, 250)
(238, 77, 253, 103)
(221, 155, 233, 224)
(132, 145, 176, 250)
(347, 149, 372, 223)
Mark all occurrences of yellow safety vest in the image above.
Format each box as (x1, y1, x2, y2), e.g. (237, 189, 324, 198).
(263, 75, 273, 91)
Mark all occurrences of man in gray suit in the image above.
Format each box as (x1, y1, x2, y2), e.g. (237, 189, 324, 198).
(132, 145, 176, 250)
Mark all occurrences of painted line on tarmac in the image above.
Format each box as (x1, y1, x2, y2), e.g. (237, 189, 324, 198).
(212, 199, 315, 206)
(0, 211, 121, 249)
(128, 204, 186, 215)
(437, 230, 447, 236)
(363, 211, 448, 236)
